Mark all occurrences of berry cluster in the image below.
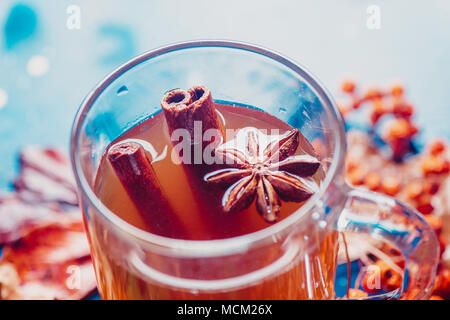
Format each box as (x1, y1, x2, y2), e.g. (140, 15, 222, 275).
(341, 81, 450, 300)
(339, 81, 419, 161)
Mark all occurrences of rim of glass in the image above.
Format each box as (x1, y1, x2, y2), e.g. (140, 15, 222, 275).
(70, 40, 347, 254)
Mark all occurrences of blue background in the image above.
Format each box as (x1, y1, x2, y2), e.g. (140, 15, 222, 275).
(0, 0, 449, 190)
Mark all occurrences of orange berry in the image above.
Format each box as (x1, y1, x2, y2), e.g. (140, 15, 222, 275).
(346, 160, 358, 173)
(417, 204, 434, 215)
(392, 102, 414, 118)
(416, 194, 434, 215)
(405, 181, 423, 200)
(387, 118, 414, 139)
(352, 98, 362, 110)
(373, 97, 385, 111)
(374, 260, 389, 273)
(347, 167, 366, 185)
(375, 260, 402, 291)
(364, 88, 383, 101)
(370, 111, 382, 125)
(424, 214, 443, 234)
(433, 269, 450, 299)
(381, 176, 401, 196)
(429, 140, 446, 156)
(391, 85, 404, 97)
(421, 156, 448, 175)
(370, 99, 387, 124)
(362, 260, 403, 293)
(364, 172, 381, 191)
(390, 138, 411, 161)
(443, 160, 450, 173)
(439, 233, 448, 247)
(384, 271, 403, 291)
(348, 289, 369, 299)
(424, 181, 440, 195)
(361, 268, 382, 294)
(341, 80, 356, 93)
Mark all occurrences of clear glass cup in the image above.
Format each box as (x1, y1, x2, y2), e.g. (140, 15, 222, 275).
(70, 41, 439, 299)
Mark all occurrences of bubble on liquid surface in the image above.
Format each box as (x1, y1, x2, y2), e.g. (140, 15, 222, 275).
(116, 85, 128, 96)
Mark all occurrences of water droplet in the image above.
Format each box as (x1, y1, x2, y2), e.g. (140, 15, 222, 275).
(4, 4, 38, 49)
(117, 85, 128, 96)
(26, 55, 50, 77)
(0, 89, 8, 109)
(279, 107, 287, 114)
(312, 212, 320, 220)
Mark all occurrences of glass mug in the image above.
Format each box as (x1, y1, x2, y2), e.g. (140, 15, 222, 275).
(70, 41, 439, 300)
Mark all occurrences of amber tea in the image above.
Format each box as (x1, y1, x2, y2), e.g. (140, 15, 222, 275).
(88, 86, 338, 299)
(96, 87, 324, 240)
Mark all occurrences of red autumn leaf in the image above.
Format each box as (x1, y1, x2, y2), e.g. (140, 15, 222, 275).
(17, 260, 96, 300)
(0, 196, 62, 245)
(14, 147, 78, 206)
(15, 167, 78, 206)
(0, 263, 21, 299)
(0, 212, 96, 300)
(19, 146, 76, 189)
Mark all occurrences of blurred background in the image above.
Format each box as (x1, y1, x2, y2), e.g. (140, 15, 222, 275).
(0, 0, 449, 190)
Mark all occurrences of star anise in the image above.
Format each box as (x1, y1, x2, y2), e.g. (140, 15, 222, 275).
(204, 127, 320, 222)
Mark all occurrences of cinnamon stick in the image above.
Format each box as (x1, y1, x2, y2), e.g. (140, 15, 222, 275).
(161, 86, 232, 238)
(107, 142, 186, 238)
(161, 86, 224, 147)
(161, 86, 272, 239)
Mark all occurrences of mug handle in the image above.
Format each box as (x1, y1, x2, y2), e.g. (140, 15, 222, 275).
(339, 185, 440, 300)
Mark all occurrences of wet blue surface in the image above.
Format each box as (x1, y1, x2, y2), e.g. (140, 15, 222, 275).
(0, 0, 449, 189)
(4, 4, 38, 49)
